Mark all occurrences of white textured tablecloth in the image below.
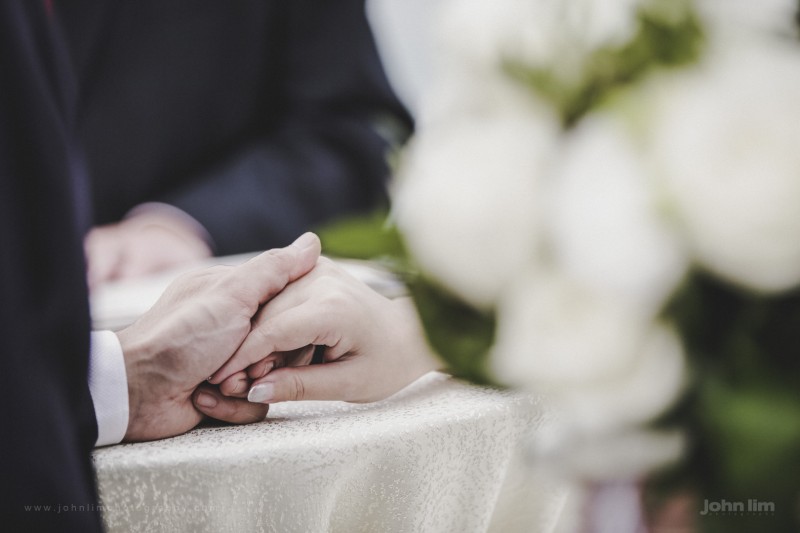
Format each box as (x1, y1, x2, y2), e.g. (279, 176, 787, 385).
(93, 372, 568, 533)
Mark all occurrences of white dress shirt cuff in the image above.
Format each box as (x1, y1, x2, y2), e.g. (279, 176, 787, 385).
(89, 330, 129, 446)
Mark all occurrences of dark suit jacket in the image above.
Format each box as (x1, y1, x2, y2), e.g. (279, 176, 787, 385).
(56, 0, 412, 255)
(0, 2, 102, 529)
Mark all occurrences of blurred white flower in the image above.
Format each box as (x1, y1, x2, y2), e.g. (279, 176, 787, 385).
(493, 264, 686, 477)
(648, 38, 800, 292)
(547, 114, 688, 314)
(532, 424, 685, 481)
(436, 0, 643, 85)
(393, 110, 560, 308)
(492, 267, 686, 427)
(560, 322, 686, 432)
(491, 267, 653, 387)
(417, 65, 548, 130)
(442, 0, 643, 65)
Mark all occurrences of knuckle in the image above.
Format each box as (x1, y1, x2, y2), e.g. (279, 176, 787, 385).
(206, 265, 232, 276)
(255, 252, 292, 287)
(266, 248, 294, 270)
(247, 359, 271, 380)
(173, 268, 217, 291)
(310, 273, 344, 294)
(319, 286, 350, 312)
(219, 380, 235, 396)
(221, 375, 246, 396)
(287, 373, 306, 401)
(252, 325, 276, 352)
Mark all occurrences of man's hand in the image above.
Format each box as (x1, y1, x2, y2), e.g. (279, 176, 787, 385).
(117, 232, 321, 441)
(85, 209, 212, 288)
(204, 257, 440, 407)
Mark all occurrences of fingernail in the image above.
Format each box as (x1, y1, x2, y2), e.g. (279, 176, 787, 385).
(248, 383, 275, 404)
(291, 232, 317, 250)
(196, 392, 218, 409)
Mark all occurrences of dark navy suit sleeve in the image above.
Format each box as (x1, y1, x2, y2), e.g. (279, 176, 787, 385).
(162, 0, 412, 254)
(0, 1, 102, 529)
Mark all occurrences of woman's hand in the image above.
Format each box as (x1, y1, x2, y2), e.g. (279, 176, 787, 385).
(204, 257, 441, 406)
(118, 233, 321, 441)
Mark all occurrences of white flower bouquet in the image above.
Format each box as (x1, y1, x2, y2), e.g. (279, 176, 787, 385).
(322, 0, 800, 529)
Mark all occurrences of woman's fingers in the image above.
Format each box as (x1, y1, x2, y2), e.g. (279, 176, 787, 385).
(246, 359, 368, 404)
(211, 300, 348, 383)
(219, 370, 251, 398)
(219, 344, 319, 398)
(244, 345, 316, 380)
(246, 358, 276, 381)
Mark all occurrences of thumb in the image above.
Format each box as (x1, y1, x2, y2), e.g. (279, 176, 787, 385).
(224, 232, 321, 308)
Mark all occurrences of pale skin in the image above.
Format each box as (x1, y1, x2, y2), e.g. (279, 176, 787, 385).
(85, 209, 211, 289)
(118, 232, 320, 441)
(204, 256, 440, 408)
(118, 232, 440, 441)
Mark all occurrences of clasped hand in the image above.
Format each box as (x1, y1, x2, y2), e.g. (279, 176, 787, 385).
(118, 233, 437, 442)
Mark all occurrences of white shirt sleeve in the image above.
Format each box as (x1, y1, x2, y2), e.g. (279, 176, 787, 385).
(89, 330, 129, 446)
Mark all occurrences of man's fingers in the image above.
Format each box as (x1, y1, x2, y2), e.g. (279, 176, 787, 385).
(193, 385, 269, 424)
(116, 252, 152, 280)
(223, 232, 321, 308)
(247, 361, 366, 404)
(210, 302, 340, 383)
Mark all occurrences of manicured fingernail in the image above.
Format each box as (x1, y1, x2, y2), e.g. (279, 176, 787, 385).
(196, 392, 218, 409)
(248, 383, 275, 404)
(291, 232, 317, 250)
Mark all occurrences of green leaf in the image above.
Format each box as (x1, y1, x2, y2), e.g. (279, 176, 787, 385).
(506, 0, 703, 126)
(316, 210, 407, 262)
(701, 378, 800, 494)
(693, 378, 800, 531)
(408, 277, 498, 386)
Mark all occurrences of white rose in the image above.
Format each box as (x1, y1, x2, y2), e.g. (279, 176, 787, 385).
(492, 268, 686, 427)
(416, 65, 549, 130)
(436, 0, 642, 85)
(393, 110, 560, 308)
(559, 322, 686, 432)
(493, 267, 687, 476)
(547, 114, 688, 314)
(648, 38, 800, 292)
(491, 267, 654, 387)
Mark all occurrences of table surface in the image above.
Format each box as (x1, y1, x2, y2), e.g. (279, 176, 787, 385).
(90, 256, 570, 533)
(94, 372, 568, 533)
